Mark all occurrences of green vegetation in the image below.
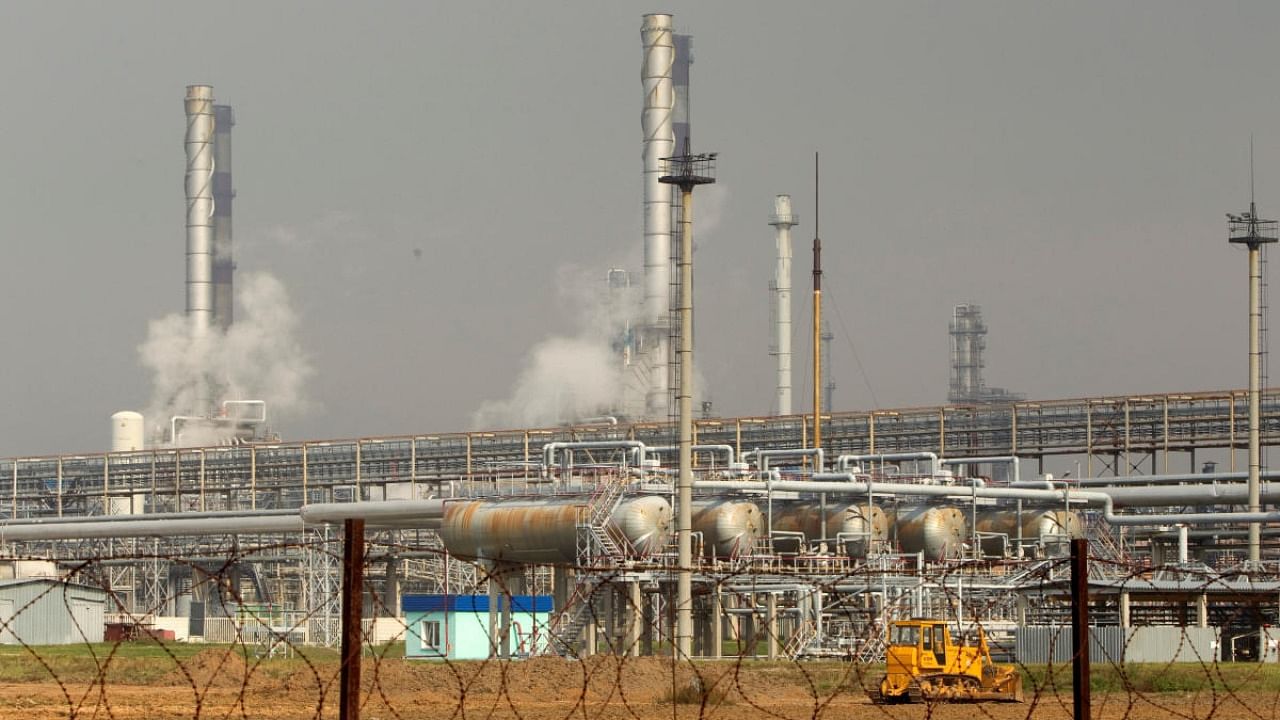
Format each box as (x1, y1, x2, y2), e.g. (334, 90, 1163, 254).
(1024, 662, 1280, 694)
(5, 643, 1280, 697)
(0, 641, 401, 685)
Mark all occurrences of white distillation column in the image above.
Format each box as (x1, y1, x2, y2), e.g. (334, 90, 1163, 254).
(641, 14, 675, 418)
(770, 195, 798, 416)
(184, 85, 215, 414)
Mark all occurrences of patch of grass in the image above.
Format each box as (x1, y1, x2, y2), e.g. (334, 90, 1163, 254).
(1023, 662, 1280, 694)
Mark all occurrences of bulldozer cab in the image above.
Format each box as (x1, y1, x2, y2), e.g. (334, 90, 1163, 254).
(890, 620, 952, 668)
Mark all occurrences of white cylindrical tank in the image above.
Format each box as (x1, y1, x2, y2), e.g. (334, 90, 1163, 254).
(975, 509, 1085, 558)
(691, 498, 764, 558)
(111, 411, 145, 452)
(893, 505, 967, 561)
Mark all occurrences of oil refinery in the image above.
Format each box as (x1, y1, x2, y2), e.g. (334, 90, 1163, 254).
(3, 12, 1280, 670)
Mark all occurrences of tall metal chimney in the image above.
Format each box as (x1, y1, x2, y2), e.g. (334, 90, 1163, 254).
(184, 85, 215, 340)
(641, 14, 675, 418)
(769, 195, 798, 415)
(211, 104, 235, 330)
(184, 85, 215, 415)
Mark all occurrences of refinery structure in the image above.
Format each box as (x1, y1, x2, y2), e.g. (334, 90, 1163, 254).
(5, 13, 1280, 666)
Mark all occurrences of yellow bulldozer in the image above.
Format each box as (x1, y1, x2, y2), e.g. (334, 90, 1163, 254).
(869, 619, 1023, 703)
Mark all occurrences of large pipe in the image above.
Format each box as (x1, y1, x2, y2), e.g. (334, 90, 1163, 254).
(746, 447, 824, 473)
(941, 455, 1018, 484)
(541, 440, 646, 472)
(0, 514, 303, 541)
(646, 444, 735, 466)
(641, 13, 675, 418)
(770, 195, 797, 416)
(1075, 470, 1280, 486)
(211, 103, 234, 331)
(695, 474, 1280, 528)
(184, 85, 215, 414)
(837, 452, 939, 475)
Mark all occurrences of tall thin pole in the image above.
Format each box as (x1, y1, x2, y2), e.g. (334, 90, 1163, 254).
(675, 184, 695, 658)
(340, 518, 365, 720)
(812, 152, 823, 453)
(1229, 195, 1276, 566)
(1249, 240, 1263, 564)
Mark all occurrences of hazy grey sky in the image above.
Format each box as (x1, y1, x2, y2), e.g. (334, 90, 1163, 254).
(1, 2, 1277, 456)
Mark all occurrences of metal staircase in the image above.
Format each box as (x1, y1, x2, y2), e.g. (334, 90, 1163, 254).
(539, 573, 609, 657)
(574, 479, 630, 567)
(784, 619, 817, 659)
(537, 479, 632, 657)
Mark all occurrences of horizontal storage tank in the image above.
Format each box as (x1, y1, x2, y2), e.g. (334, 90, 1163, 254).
(975, 508, 1084, 558)
(893, 505, 967, 561)
(691, 498, 763, 558)
(439, 494, 671, 564)
(768, 500, 889, 557)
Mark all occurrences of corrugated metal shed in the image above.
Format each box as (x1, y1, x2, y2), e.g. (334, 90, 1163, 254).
(1016, 626, 1125, 664)
(0, 579, 107, 645)
(1125, 627, 1217, 662)
(1016, 626, 1220, 663)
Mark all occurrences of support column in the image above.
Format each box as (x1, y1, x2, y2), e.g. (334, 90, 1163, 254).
(711, 584, 723, 659)
(742, 594, 756, 658)
(1119, 592, 1131, 629)
(642, 592, 655, 656)
(487, 563, 500, 658)
(627, 581, 642, 657)
(584, 611, 597, 657)
(1196, 594, 1208, 629)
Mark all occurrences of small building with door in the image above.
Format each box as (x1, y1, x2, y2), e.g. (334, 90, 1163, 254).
(402, 594, 553, 660)
(0, 579, 108, 645)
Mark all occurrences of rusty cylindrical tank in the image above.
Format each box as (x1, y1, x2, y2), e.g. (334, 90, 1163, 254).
(892, 505, 968, 561)
(975, 508, 1084, 558)
(691, 498, 764, 558)
(768, 500, 889, 557)
(439, 494, 671, 564)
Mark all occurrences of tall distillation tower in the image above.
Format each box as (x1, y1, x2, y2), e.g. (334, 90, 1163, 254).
(640, 14, 675, 418)
(769, 196, 798, 415)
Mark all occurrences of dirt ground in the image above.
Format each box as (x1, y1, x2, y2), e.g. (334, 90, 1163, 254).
(0, 651, 1275, 719)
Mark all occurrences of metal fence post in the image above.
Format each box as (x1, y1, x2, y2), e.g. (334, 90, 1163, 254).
(1071, 537, 1090, 720)
(340, 518, 365, 720)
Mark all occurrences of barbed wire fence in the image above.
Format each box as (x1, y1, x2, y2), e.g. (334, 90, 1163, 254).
(4, 530, 1280, 719)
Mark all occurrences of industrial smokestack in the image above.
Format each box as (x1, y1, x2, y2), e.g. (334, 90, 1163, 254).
(641, 14, 675, 417)
(770, 195, 798, 415)
(672, 33, 692, 155)
(211, 104, 234, 330)
(184, 85, 215, 415)
(184, 86, 215, 338)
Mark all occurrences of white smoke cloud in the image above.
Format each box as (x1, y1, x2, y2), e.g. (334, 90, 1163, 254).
(471, 264, 642, 430)
(138, 272, 314, 445)
(471, 336, 624, 430)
